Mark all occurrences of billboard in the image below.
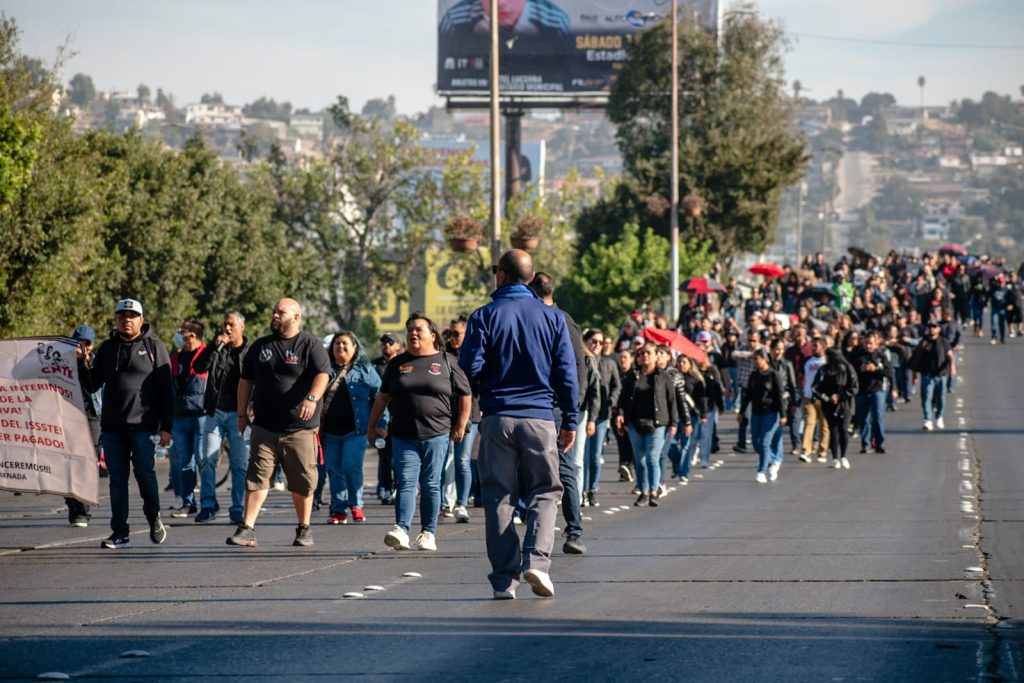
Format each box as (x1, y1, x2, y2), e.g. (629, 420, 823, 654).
(437, 0, 722, 96)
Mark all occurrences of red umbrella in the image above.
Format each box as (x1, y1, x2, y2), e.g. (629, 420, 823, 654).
(749, 262, 784, 278)
(680, 276, 726, 294)
(641, 327, 708, 365)
(939, 244, 967, 256)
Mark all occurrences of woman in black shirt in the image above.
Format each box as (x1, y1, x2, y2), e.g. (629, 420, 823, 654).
(812, 348, 859, 469)
(368, 314, 471, 552)
(615, 346, 678, 507)
(739, 348, 787, 484)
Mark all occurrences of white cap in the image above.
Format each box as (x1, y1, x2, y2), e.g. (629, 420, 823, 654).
(115, 298, 144, 316)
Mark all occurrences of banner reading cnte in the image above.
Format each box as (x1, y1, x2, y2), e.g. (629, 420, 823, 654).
(0, 337, 99, 506)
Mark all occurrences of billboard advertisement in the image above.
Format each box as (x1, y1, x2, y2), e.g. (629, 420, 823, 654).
(437, 0, 721, 96)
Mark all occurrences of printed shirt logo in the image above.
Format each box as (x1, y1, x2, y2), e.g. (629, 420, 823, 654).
(258, 348, 273, 363)
(428, 362, 442, 376)
(399, 365, 414, 374)
(137, 348, 148, 356)
(284, 351, 299, 365)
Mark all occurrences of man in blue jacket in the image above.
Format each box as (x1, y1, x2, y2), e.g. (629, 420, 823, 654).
(459, 250, 579, 600)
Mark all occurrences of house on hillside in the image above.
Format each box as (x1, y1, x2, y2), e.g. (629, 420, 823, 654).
(185, 102, 243, 129)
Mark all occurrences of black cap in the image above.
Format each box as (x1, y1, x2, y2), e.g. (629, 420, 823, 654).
(380, 332, 400, 344)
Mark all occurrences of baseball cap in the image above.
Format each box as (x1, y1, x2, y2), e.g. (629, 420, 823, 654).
(115, 299, 143, 316)
(926, 320, 941, 327)
(71, 324, 96, 343)
(696, 331, 713, 343)
(380, 332, 400, 344)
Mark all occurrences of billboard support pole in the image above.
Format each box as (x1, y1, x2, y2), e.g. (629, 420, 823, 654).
(670, 0, 680, 325)
(489, 0, 502, 279)
(505, 109, 523, 205)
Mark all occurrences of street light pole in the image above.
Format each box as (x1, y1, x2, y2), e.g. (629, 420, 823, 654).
(669, 0, 680, 323)
(489, 0, 502, 276)
(796, 181, 806, 266)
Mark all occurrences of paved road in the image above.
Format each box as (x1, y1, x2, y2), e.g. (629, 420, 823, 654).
(1, 337, 1022, 681)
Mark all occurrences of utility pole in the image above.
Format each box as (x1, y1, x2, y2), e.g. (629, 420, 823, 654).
(669, 0, 680, 321)
(489, 0, 502, 276)
(796, 181, 806, 266)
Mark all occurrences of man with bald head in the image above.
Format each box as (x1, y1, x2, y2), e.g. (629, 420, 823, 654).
(228, 298, 331, 548)
(459, 250, 579, 599)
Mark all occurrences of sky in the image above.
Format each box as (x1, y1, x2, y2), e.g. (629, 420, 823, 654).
(6, 0, 1023, 114)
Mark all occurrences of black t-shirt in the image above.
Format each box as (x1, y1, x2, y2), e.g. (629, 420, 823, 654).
(241, 331, 331, 433)
(321, 373, 356, 436)
(216, 344, 246, 413)
(380, 351, 471, 440)
(631, 372, 656, 423)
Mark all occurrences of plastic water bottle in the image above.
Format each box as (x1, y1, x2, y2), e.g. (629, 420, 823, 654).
(150, 434, 170, 461)
(374, 438, 386, 450)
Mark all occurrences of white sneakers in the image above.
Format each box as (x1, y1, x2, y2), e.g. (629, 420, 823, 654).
(755, 472, 768, 484)
(768, 462, 780, 482)
(798, 453, 812, 463)
(384, 524, 410, 550)
(523, 568, 555, 597)
(493, 588, 516, 600)
(923, 420, 934, 431)
(816, 456, 828, 463)
(414, 531, 437, 551)
(841, 457, 851, 470)
(453, 506, 470, 523)
(830, 459, 842, 469)
(936, 417, 945, 430)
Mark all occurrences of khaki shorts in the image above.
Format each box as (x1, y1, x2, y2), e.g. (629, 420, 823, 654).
(246, 425, 318, 496)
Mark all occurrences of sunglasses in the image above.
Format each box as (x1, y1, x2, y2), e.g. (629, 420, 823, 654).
(490, 265, 499, 275)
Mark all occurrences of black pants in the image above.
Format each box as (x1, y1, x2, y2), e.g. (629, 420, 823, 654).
(65, 417, 101, 521)
(376, 437, 394, 493)
(823, 406, 850, 460)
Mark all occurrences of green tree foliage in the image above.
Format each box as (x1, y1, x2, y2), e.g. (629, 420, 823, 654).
(242, 96, 292, 121)
(361, 95, 396, 122)
(269, 96, 436, 339)
(560, 224, 714, 329)
(870, 176, 924, 220)
(68, 72, 96, 107)
(957, 92, 1018, 130)
(590, 7, 807, 264)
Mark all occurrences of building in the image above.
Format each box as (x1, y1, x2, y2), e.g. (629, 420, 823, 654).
(185, 102, 243, 129)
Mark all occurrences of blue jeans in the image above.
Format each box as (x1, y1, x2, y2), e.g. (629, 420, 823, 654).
(671, 420, 697, 478)
(750, 412, 782, 473)
(171, 415, 206, 507)
(627, 425, 667, 493)
(788, 400, 804, 450)
(856, 391, 886, 449)
(453, 422, 477, 506)
(199, 409, 249, 517)
(322, 431, 367, 515)
(392, 434, 448, 534)
(698, 411, 717, 466)
(102, 430, 161, 536)
(583, 419, 609, 492)
(725, 368, 738, 411)
(992, 310, 1007, 342)
(970, 298, 985, 330)
(921, 374, 946, 422)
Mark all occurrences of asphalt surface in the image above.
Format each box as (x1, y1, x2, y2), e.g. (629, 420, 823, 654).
(1, 335, 1022, 682)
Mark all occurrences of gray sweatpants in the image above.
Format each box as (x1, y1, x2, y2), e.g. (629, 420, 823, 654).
(477, 415, 563, 592)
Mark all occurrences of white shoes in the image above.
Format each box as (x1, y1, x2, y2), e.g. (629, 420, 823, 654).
(493, 588, 516, 600)
(384, 524, 410, 550)
(841, 457, 851, 470)
(923, 420, 934, 431)
(798, 453, 812, 463)
(414, 530, 437, 551)
(936, 417, 945, 430)
(830, 459, 842, 469)
(523, 568, 555, 597)
(755, 472, 768, 484)
(816, 456, 828, 463)
(453, 505, 470, 523)
(767, 462, 780, 482)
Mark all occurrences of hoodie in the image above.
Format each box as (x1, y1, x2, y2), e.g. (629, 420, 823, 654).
(79, 324, 174, 433)
(459, 283, 579, 430)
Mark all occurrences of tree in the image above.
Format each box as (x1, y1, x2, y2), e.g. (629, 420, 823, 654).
(242, 96, 292, 121)
(361, 95, 397, 122)
(269, 96, 437, 338)
(559, 224, 714, 328)
(870, 176, 923, 221)
(860, 92, 896, 113)
(599, 7, 807, 264)
(137, 83, 151, 107)
(68, 72, 95, 107)
(199, 92, 224, 105)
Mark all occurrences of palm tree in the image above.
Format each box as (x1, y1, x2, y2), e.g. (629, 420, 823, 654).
(917, 76, 926, 125)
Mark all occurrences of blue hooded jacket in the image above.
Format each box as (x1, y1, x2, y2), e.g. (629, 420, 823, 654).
(458, 283, 579, 430)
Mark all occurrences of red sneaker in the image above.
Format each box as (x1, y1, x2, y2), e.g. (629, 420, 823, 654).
(327, 513, 348, 525)
(351, 507, 365, 523)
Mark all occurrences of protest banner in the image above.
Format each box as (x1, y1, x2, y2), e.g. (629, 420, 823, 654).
(0, 337, 99, 505)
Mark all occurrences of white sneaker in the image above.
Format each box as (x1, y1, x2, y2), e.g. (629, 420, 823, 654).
(755, 472, 768, 484)
(816, 456, 828, 463)
(414, 530, 437, 551)
(679, 476, 689, 485)
(936, 417, 945, 430)
(523, 568, 555, 597)
(453, 505, 470, 523)
(271, 481, 286, 492)
(923, 420, 934, 431)
(493, 588, 516, 600)
(767, 462, 780, 481)
(384, 524, 410, 550)
(798, 453, 812, 463)
(841, 457, 851, 469)
(513, 515, 524, 525)
(830, 459, 842, 469)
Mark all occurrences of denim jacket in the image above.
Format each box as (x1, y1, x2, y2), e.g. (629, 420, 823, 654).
(331, 362, 387, 436)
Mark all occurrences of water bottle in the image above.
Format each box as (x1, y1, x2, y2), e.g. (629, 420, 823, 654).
(374, 437, 386, 450)
(150, 434, 170, 461)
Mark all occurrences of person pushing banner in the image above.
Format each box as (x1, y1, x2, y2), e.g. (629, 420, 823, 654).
(0, 336, 98, 506)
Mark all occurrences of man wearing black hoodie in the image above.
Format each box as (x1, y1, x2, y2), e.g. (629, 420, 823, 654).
(79, 298, 174, 549)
